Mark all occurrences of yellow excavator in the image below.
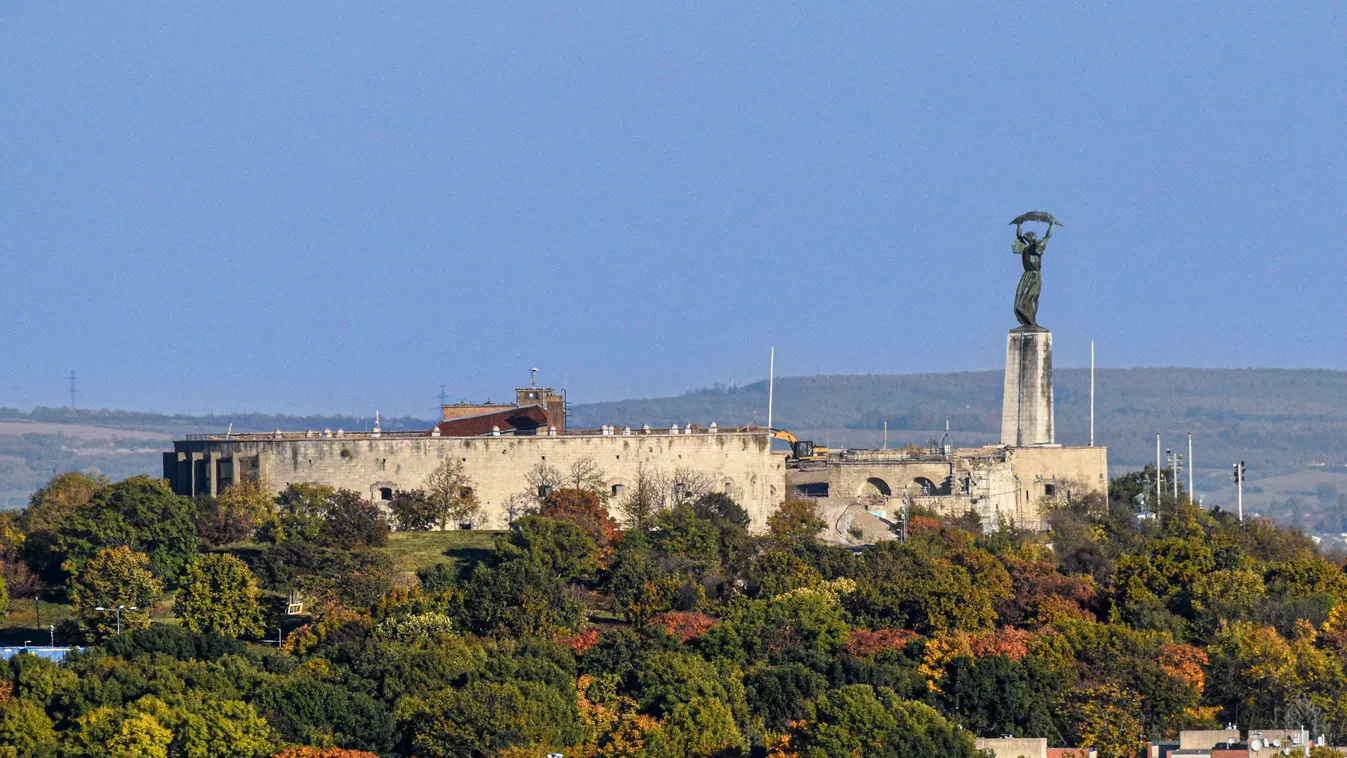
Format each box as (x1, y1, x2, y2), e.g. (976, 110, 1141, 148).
(773, 430, 829, 463)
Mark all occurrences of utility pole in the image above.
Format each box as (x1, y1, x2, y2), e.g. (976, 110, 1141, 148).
(1156, 434, 1162, 512)
(900, 486, 911, 542)
(1166, 448, 1183, 506)
(1233, 461, 1245, 522)
(882, 420, 888, 450)
(1089, 341, 1095, 446)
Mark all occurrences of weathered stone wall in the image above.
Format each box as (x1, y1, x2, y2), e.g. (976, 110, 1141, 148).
(1002, 329, 1054, 446)
(791, 444, 1108, 535)
(828, 460, 957, 500)
(974, 736, 1048, 758)
(166, 431, 787, 532)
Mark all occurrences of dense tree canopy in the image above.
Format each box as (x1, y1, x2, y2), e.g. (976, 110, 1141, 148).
(1, 468, 1346, 756)
(56, 475, 198, 585)
(173, 553, 267, 638)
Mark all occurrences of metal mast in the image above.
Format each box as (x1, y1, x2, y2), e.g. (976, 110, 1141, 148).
(767, 347, 775, 429)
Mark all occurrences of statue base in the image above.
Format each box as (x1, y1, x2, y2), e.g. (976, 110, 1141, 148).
(1001, 328, 1055, 446)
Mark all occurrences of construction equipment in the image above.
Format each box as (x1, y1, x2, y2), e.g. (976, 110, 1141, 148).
(773, 430, 829, 463)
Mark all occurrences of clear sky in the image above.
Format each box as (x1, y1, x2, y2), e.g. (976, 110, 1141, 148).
(4, 4, 1345, 417)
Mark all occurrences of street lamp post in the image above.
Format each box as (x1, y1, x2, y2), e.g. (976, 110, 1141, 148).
(93, 605, 138, 636)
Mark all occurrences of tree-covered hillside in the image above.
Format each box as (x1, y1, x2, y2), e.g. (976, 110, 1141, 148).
(2, 467, 1347, 756)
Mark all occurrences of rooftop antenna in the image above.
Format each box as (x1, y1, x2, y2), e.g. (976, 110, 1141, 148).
(69, 370, 78, 410)
(767, 347, 775, 429)
(530, 368, 538, 388)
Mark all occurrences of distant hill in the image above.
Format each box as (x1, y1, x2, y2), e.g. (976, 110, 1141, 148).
(0, 407, 434, 509)
(2, 368, 1346, 526)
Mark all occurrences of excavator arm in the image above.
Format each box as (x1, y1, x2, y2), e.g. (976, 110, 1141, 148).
(773, 429, 827, 462)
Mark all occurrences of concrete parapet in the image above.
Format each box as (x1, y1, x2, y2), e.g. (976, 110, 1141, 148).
(976, 736, 1047, 758)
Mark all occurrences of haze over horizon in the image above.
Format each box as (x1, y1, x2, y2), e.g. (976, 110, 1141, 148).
(6, 5, 1346, 418)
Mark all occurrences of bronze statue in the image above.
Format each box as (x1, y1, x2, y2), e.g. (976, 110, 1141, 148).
(1010, 211, 1061, 329)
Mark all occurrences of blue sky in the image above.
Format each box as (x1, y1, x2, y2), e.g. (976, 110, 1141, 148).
(4, 4, 1345, 417)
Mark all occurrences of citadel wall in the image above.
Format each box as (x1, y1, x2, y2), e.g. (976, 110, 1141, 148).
(165, 430, 787, 531)
(794, 444, 1107, 534)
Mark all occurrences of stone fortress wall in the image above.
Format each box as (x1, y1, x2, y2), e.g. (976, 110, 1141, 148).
(165, 428, 787, 531)
(792, 444, 1107, 535)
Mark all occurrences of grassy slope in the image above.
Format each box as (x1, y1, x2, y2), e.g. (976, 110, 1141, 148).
(383, 530, 501, 575)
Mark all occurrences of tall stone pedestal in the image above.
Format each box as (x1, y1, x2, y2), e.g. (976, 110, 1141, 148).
(1001, 329, 1055, 447)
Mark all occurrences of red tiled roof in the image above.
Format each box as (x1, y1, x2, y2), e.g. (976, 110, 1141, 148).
(427, 405, 550, 437)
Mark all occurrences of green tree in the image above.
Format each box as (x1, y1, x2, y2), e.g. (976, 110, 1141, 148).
(316, 490, 388, 548)
(140, 697, 274, 758)
(408, 679, 582, 758)
(423, 458, 482, 530)
(751, 550, 823, 598)
(0, 696, 58, 757)
(66, 546, 163, 640)
(789, 685, 982, 758)
(634, 651, 744, 717)
(20, 471, 107, 582)
(642, 697, 745, 758)
(845, 542, 995, 634)
(745, 662, 829, 730)
(11, 654, 79, 709)
(197, 479, 273, 547)
(495, 516, 600, 581)
(56, 475, 198, 584)
(388, 489, 437, 531)
(938, 654, 1066, 741)
(459, 558, 584, 637)
(253, 676, 395, 754)
(1068, 683, 1146, 758)
(66, 708, 174, 758)
(693, 492, 751, 528)
(173, 554, 266, 638)
(768, 499, 826, 544)
(272, 483, 335, 543)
